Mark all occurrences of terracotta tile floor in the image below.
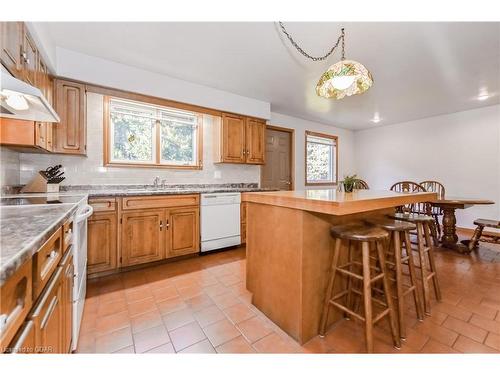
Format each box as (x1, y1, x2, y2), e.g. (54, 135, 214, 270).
(77, 234, 500, 354)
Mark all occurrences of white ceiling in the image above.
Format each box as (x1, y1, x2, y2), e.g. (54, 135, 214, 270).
(43, 22, 500, 130)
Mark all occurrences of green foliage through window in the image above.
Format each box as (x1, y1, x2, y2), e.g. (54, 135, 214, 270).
(306, 133, 337, 184)
(109, 98, 200, 167)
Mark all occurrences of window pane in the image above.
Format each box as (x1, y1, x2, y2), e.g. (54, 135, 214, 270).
(306, 134, 336, 184)
(160, 119, 197, 165)
(111, 111, 154, 162)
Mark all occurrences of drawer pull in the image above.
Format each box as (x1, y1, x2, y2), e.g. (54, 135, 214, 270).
(0, 277, 28, 334)
(48, 250, 58, 259)
(41, 295, 58, 330)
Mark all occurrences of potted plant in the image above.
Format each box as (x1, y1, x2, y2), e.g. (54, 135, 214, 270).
(341, 174, 359, 193)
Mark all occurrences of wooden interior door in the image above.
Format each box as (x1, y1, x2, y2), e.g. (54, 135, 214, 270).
(87, 212, 117, 274)
(245, 118, 266, 164)
(167, 207, 200, 258)
(1, 22, 23, 77)
(121, 209, 165, 266)
(261, 128, 293, 190)
(53, 79, 86, 155)
(222, 114, 246, 163)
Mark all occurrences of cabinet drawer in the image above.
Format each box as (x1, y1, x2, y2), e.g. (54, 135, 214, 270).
(62, 219, 74, 253)
(7, 321, 35, 354)
(29, 267, 63, 354)
(121, 194, 199, 210)
(0, 259, 33, 351)
(33, 228, 62, 299)
(89, 198, 116, 212)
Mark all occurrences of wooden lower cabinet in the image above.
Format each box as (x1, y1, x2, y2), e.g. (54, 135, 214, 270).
(168, 207, 200, 258)
(3, 223, 73, 354)
(29, 268, 64, 354)
(61, 252, 74, 353)
(87, 195, 200, 274)
(121, 209, 166, 266)
(87, 211, 117, 274)
(241, 202, 247, 244)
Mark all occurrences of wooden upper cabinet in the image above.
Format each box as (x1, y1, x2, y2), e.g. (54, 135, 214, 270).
(21, 29, 37, 86)
(35, 122, 47, 149)
(214, 113, 266, 165)
(121, 209, 166, 267)
(245, 118, 266, 164)
(53, 79, 86, 155)
(221, 114, 246, 163)
(87, 211, 117, 274)
(167, 207, 200, 258)
(1, 22, 23, 78)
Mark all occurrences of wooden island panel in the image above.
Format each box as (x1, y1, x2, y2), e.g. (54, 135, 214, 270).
(243, 189, 437, 344)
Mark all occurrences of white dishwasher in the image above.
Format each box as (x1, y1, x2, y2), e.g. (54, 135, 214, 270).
(200, 192, 241, 252)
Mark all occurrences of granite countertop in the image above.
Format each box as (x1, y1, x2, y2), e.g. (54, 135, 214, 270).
(0, 183, 273, 284)
(59, 183, 275, 198)
(0, 196, 86, 286)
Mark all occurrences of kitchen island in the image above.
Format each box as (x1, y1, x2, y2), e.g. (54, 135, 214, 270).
(242, 189, 436, 344)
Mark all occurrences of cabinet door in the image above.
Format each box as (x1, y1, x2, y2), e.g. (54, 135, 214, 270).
(62, 256, 73, 353)
(245, 118, 266, 164)
(87, 212, 117, 274)
(35, 122, 47, 149)
(121, 209, 165, 266)
(0, 22, 22, 77)
(21, 28, 38, 86)
(53, 79, 86, 155)
(221, 114, 246, 163)
(167, 207, 200, 258)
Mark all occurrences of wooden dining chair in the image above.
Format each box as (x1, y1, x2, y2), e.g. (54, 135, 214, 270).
(354, 179, 370, 189)
(420, 180, 445, 237)
(389, 181, 428, 214)
(390, 181, 439, 246)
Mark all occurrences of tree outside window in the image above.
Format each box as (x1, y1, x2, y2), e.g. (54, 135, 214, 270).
(305, 131, 338, 185)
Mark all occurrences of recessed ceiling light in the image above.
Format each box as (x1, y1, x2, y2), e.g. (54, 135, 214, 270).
(371, 113, 381, 123)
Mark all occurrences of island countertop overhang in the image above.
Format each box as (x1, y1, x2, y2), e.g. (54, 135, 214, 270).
(242, 189, 437, 216)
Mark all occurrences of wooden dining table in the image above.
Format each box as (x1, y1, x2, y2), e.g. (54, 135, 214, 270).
(430, 197, 495, 253)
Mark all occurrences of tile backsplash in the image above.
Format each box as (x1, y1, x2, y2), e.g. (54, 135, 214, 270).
(0, 146, 20, 186)
(18, 93, 261, 186)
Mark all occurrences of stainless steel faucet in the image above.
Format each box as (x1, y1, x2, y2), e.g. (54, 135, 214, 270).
(153, 176, 160, 188)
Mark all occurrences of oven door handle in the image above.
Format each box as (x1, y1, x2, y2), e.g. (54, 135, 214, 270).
(76, 205, 93, 223)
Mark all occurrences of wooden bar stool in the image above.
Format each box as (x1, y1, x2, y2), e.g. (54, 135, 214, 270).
(388, 213, 441, 315)
(319, 223, 401, 353)
(366, 218, 424, 339)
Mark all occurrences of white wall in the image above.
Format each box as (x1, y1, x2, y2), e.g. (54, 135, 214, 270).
(269, 112, 355, 191)
(353, 105, 500, 229)
(19, 93, 261, 186)
(56, 48, 270, 120)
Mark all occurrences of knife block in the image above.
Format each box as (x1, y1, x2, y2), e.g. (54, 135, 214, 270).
(21, 172, 60, 193)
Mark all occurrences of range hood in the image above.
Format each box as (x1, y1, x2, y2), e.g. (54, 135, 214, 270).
(0, 71, 60, 123)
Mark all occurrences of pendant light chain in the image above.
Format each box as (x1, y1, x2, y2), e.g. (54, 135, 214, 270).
(278, 22, 345, 62)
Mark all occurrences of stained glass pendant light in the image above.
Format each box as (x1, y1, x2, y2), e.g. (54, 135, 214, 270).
(279, 23, 373, 100)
